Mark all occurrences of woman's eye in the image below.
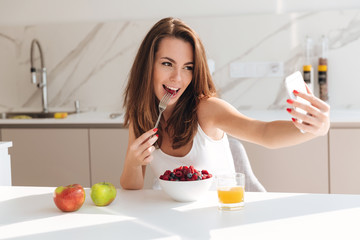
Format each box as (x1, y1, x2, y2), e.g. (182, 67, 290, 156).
(162, 62, 172, 67)
(185, 65, 193, 71)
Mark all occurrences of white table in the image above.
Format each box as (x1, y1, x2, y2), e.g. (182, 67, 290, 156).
(1, 186, 360, 240)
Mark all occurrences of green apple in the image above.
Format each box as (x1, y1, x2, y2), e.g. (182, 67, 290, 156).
(90, 182, 117, 206)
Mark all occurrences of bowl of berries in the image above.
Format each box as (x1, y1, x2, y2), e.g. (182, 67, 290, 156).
(158, 165, 213, 202)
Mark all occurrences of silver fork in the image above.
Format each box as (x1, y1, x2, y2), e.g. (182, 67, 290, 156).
(154, 92, 173, 129)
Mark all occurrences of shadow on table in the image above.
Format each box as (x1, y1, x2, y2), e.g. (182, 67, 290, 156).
(0, 193, 58, 225)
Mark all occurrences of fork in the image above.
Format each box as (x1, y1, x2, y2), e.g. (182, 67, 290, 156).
(154, 92, 173, 129)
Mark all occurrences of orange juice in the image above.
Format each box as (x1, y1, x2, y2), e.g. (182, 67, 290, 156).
(217, 186, 244, 204)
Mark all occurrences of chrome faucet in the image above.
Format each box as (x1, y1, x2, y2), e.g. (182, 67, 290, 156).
(30, 39, 48, 113)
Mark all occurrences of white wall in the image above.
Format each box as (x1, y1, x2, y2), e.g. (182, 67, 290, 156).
(1, 0, 360, 25)
(0, 1, 360, 113)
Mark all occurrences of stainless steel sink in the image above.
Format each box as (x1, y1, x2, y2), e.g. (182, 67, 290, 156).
(1, 111, 76, 119)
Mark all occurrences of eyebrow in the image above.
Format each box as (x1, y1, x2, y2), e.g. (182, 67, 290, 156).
(160, 57, 194, 65)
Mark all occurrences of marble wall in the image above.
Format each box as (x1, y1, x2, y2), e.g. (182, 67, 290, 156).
(0, 9, 360, 113)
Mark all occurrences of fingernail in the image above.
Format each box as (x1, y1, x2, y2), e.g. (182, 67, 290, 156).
(286, 108, 292, 113)
(287, 99, 294, 104)
(292, 118, 296, 122)
(155, 134, 158, 138)
(293, 90, 299, 94)
(153, 128, 158, 132)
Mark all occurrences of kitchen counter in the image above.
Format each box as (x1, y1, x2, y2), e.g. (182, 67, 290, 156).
(0, 109, 359, 128)
(1, 186, 360, 239)
(0, 111, 125, 128)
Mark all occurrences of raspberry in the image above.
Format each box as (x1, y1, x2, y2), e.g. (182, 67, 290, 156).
(191, 174, 198, 181)
(201, 170, 209, 175)
(183, 168, 190, 176)
(159, 166, 212, 181)
(202, 174, 210, 179)
(175, 170, 183, 178)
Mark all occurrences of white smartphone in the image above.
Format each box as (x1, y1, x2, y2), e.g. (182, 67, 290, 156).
(285, 71, 311, 132)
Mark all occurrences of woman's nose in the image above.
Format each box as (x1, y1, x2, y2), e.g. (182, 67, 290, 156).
(170, 68, 181, 82)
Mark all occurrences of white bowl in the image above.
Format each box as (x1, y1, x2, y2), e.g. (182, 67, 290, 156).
(158, 177, 213, 202)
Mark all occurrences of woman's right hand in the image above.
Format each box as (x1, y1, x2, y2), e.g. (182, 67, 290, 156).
(127, 128, 159, 167)
(121, 126, 158, 189)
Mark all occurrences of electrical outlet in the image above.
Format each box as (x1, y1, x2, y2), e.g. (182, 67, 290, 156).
(230, 61, 284, 78)
(208, 59, 215, 76)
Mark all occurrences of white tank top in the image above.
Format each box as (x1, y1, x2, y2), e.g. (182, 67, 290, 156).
(149, 124, 235, 189)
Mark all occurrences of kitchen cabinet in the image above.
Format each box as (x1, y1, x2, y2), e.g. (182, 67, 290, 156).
(89, 128, 155, 189)
(242, 135, 329, 193)
(89, 129, 127, 188)
(3, 122, 360, 194)
(329, 129, 360, 194)
(1, 128, 91, 187)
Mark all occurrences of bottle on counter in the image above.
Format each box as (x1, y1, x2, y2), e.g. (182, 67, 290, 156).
(303, 36, 314, 93)
(318, 35, 329, 102)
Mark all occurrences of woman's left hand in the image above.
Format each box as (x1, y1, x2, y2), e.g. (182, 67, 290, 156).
(286, 84, 330, 136)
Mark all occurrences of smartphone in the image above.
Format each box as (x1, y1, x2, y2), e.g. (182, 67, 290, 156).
(285, 71, 311, 132)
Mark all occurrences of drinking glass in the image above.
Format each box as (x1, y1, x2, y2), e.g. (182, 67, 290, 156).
(216, 172, 245, 211)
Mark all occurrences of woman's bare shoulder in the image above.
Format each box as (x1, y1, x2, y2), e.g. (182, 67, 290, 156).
(198, 97, 236, 117)
(197, 97, 226, 139)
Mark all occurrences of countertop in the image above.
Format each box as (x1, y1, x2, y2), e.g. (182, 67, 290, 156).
(0, 109, 359, 128)
(1, 186, 360, 239)
(0, 111, 125, 128)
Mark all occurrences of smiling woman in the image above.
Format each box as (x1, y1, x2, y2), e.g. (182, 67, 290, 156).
(120, 17, 330, 191)
(153, 37, 194, 104)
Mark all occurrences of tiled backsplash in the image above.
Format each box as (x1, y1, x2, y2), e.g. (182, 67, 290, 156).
(1, 9, 360, 113)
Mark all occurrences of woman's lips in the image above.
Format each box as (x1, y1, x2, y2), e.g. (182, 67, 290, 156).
(163, 85, 180, 95)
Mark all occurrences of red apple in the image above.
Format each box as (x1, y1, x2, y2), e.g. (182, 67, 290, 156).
(53, 184, 86, 212)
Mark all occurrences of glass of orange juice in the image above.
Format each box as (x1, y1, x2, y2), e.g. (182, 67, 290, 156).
(216, 173, 245, 211)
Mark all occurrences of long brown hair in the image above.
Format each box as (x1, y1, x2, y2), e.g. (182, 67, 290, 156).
(123, 17, 216, 149)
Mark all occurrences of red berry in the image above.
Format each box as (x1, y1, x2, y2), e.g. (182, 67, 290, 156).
(160, 166, 212, 181)
(191, 174, 198, 181)
(201, 170, 209, 175)
(183, 168, 190, 176)
(175, 171, 183, 178)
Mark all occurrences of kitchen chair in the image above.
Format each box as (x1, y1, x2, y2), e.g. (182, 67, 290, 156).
(228, 136, 266, 192)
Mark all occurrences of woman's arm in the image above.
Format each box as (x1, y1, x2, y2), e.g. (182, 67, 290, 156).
(198, 90, 330, 149)
(120, 123, 158, 189)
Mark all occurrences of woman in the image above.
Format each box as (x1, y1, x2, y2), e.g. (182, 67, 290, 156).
(120, 17, 330, 190)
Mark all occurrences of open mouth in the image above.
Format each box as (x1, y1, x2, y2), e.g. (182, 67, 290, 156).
(163, 85, 180, 95)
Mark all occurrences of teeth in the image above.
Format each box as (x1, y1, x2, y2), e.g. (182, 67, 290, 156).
(165, 85, 179, 91)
